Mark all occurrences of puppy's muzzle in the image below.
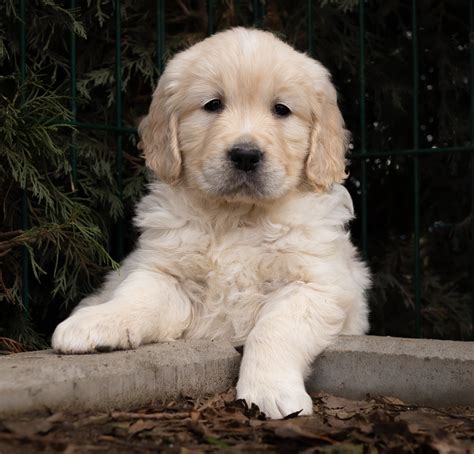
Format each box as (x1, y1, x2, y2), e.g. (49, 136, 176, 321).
(228, 143, 262, 172)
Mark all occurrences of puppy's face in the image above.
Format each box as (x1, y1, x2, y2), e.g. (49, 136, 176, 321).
(140, 28, 349, 203)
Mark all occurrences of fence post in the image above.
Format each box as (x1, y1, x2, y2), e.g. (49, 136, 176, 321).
(470, 0, 474, 340)
(70, 0, 77, 190)
(411, 0, 422, 338)
(359, 0, 368, 261)
(20, 0, 29, 313)
(115, 0, 124, 260)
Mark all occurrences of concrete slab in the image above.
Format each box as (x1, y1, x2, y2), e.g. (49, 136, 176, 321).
(1, 335, 472, 416)
(308, 335, 474, 407)
(0, 340, 240, 416)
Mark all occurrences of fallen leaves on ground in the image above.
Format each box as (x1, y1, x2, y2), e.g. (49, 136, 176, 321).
(0, 389, 473, 453)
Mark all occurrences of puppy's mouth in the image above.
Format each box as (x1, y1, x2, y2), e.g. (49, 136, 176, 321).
(201, 164, 269, 199)
(214, 171, 267, 198)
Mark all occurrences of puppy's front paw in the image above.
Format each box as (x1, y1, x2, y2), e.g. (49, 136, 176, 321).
(236, 376, 313, 420)
(52, 305, 141, 354)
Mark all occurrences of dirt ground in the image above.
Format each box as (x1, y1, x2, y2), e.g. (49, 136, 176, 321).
(0, 389, 473, 453)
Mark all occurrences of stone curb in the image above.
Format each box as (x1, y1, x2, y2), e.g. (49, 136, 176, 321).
(0, 340, 240, 416)
(309, 335, 474, 407)
(1, 336, 472, 416)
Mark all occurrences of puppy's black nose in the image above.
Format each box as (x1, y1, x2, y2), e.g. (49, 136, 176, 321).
(229, 144, 262, 172)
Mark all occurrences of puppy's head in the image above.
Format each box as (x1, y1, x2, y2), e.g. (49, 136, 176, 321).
(139, 28, 348, 202)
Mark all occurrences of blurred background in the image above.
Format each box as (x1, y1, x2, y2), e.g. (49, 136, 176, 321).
(0, 0, 472, 351)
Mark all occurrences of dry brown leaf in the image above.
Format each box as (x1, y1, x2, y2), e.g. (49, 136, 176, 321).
(377, 396, 406, 406)
(270, 420, 336, 444)
(62, 444, 77, 454)
(324, 395, 374, 411)
(187, 420, 214, 437)
(301, 443, 364, 454)
(429, 433, 472, 454)
(128, 419, 157, 435)
(111, 411, 189, 420)
(190, 409, 200, 421)
(180, 447, 205, 454)
(249, 419, 266, 428)
(45, 412, 65, 424)
(73, 414, 110, 428)
(320, 395, 377, 420)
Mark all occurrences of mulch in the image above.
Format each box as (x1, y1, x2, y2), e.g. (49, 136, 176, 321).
(1, 389, 473, 453)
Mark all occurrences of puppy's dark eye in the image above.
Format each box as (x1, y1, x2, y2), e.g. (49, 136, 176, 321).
(204, 99, 223, 112)
(273, 103, 291, 117)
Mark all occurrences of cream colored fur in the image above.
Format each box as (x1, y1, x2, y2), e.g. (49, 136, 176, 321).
(52, 28, 370, 419)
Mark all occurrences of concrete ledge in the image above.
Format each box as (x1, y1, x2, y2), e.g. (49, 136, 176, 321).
(1, 336, 472, 416)
(308, 335, 474, 407)
(0, 340, 240, 416)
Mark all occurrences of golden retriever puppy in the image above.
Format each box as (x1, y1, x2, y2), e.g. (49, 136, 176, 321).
(52, 28, 370, 419)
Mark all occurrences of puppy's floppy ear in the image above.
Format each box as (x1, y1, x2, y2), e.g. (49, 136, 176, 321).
(306, 82, 350, 192)
(138, 79, 182, 184)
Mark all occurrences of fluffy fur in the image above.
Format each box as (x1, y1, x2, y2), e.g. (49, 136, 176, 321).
(52, 28, 370, 419)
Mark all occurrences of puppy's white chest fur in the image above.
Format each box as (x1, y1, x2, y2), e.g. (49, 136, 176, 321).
(136, 188, 290, 342)
(192, 223, 295, 341)
(131, 182, 365, 343)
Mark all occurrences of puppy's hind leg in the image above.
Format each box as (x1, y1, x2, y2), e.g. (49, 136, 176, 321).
(52, 270, 192, 354)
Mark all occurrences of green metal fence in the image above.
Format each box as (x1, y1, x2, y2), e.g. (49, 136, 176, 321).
(17, 0, 474, 339)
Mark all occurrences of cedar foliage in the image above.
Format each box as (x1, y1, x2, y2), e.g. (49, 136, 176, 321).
(0, 0, 472, 350)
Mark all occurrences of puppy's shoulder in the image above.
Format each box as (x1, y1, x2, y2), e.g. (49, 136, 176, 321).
(276, 185, 354, 228)
(133, 181, 192, 231)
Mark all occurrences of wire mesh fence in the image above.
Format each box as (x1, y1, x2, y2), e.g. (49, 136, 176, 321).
(13, 0, 474, 341)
